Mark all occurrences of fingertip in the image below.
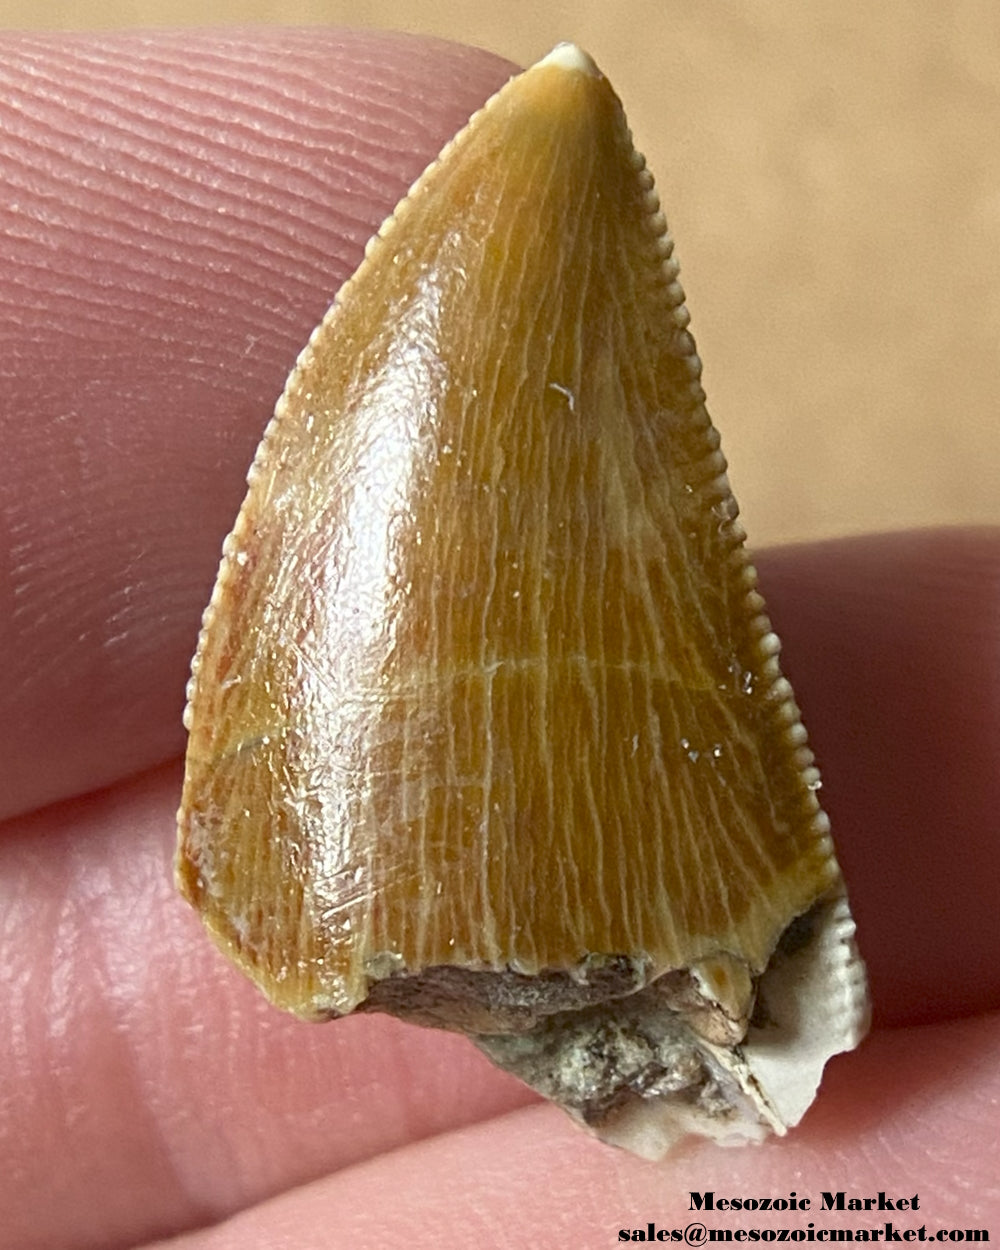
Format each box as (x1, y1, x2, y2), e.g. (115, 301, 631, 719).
(756, 527, 1000, 1026)
(0, 29, 515, 822)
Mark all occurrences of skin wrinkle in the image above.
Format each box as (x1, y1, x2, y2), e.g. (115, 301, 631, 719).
(71, 846, 202, 1240)
(1, 765, 537, 1250)
(4, 525, 991, 1248)
(0, 31, 516, 826)
(4, 796, 192, 1248)
(2, 31, 488, 136)
(139, 1021, 1000, 1250)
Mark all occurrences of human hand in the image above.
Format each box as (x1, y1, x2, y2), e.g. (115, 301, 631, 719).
(1, 29, 998, 1250)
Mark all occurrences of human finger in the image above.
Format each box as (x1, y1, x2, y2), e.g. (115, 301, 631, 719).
(152, 1012, 1000, 1250)
(3, 530, 997, 1249)
(0, 28, 514, 823)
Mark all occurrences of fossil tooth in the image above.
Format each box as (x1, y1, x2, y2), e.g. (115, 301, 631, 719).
(176, 42, 869, 1158)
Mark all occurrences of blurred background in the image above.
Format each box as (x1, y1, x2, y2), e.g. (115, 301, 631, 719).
(7, 0, 997, 546)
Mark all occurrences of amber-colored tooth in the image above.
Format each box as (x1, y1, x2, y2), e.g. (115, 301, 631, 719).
(176, 43, 868, 1157)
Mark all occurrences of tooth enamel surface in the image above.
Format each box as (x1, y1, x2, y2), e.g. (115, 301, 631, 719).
(176, 46, 869, 1156)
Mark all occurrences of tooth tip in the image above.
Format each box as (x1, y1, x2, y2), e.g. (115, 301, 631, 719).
(536, 42, 602, 77)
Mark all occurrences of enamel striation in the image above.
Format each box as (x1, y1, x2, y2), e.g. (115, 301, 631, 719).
(176, 43, 868, 1156)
